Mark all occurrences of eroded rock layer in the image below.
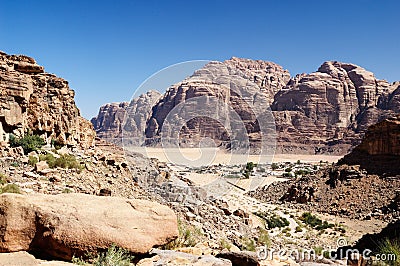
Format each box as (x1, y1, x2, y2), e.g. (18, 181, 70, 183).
(92, 58, 400, 154)
(340, 114, 400, 175)
(0, 51, 95, 149)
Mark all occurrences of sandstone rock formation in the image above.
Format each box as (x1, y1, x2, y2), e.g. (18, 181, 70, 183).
(0, 193, 178, 260)
(272, 61, 399, 154)
(0, 51, 95, 149)
(91, 90, 161, 145)
(340, 114, 400, 175)
(144, 58, 287, 151)
(93, 58, 400, 154)
(91, 102, 129, 140)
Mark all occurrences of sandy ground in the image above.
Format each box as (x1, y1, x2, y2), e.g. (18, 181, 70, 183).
(130, 147, 342, 166)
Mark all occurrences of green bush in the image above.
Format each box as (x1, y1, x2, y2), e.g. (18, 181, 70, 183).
(72, 244, 133, 266)
(241, 237, 256, 251)
(0, 173, 7, 185)
(377, 238, 400, 266)
(39, 153, 82, 170)
(28, 156, 38, 166)
(295, 226, 302, 233)
(93, 245, 133, 266)
(255, 212, 289, 229)
(299, 212, 334, 230)
(0, 184, 21, 194)
(257, 228, 271, 246)
(243, 162, 255, 179)
(294, 169, 310, 176)
(163, 219, 203, 249)
(219, 238, 232, 250)
(271, 163, 279, 170)
(9, 134, 45, 154)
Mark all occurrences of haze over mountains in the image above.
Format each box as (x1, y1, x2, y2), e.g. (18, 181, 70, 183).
(92, 57, 400, 155)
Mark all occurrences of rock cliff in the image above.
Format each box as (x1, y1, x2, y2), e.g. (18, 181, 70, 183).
(92, 58, 400, 154)
(272, 61, 398, 154)
(91, 90, 161, 145)
(340, 114, 400, 175)
(145, 58, 288, 150)
(0, 51, 95, 149)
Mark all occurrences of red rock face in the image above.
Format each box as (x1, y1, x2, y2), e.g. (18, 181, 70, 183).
(92, 58, 400, 155)
(91, 90, 161, 145)
(340, 115, 400, 175)
(0, 51, 95, 149)
(271, 61, 399, 154)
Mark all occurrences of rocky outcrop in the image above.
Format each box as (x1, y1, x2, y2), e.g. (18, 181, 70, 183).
(91, 90, 161, 145)
(272, 61, 399, 154)
(144, 58, 288, 150)
(250, 164, 400, 221)
(91, 102, 129, 140)
(0, 51, 95, 149)
(94, 58, 400, 154)
(0, 193, 178, 260)
(340, 114, 400, 175)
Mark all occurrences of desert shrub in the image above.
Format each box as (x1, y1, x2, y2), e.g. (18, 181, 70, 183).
(39, 153, 82, 170)
(219, 238, 232, 250)
(0, 173, 7, 185)
(72, 244, 133, 266)
(285, 167, 292, 173)
(294, 169, 310, 176)
(28, 156, 38, 166)
(62, 188, 73, 193)
(93, 244, 133, 266)
(257, 228, 271, 246)
(282, 172, 293, 178)
(299, 212, 334, 230)
(243, 162, 255, 179)
(377, 238, 400, 266)
(9, 134, 45, 154)
(39, 153, 56, 168)
(255, 212, 289, 229)
(163, 219, 203, 249)
(241, 237, 256, 251)
(225, 174, 240, 179)
(271, 163, 279, 170)
(295, 226, 302, 233)
(0, 184, 21, 194)
(54, 154, 82, 169)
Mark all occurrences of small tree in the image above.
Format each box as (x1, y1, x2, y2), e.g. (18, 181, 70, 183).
(9, 133, 45, 154)
(243, 162, 255, 179)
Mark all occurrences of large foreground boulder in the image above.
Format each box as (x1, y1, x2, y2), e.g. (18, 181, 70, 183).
(0, 193, 178, 260)
(0, 251, 74, 265)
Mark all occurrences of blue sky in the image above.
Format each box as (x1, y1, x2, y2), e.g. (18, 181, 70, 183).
(1, 0, 399, 119)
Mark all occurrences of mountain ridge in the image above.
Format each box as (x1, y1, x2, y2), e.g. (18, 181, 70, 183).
(92, 57, 400, 154)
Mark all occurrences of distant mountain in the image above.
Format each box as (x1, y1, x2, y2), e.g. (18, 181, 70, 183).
(91, 57, 400, 155)
(91, 90, 161, 145)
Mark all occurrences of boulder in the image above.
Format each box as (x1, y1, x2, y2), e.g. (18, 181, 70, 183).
(216, 251, 260, 266)
(137, 249, 232, 266)
(35, 161, 49, 172)
(0, 251, 74, 265)
(0, 193, 178, 260)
